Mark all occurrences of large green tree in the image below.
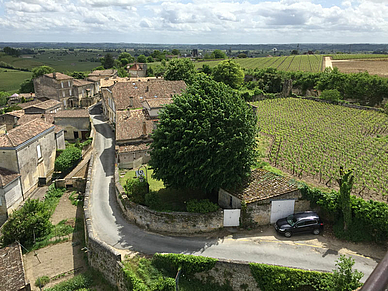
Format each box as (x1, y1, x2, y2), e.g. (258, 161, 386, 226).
(337, 167, 354, 231)
(211, 49, 226, 59)
(32, 65, 55, 79)
(164, 58, 196, 84)
(149, 75, 257, 194)
(212, 59, 244, 89)
(101, 53, 115, 69)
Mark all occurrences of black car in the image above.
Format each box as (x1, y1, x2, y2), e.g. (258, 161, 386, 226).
(274, 211, 323, 237)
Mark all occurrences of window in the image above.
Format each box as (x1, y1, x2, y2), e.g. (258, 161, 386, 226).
(62, 91, 65, 98)
(69, 89, 72, 96)
(61, 82, 64, 88)
(37, 144, 42, 160)
(74, 131, 79, 139)
(68, 81, 71, 87)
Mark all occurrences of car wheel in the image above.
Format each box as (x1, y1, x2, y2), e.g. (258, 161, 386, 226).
(313, 228, 320, 235)
(284, 231, 292, 238)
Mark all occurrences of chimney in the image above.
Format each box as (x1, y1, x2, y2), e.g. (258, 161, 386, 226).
(53, 72, 57, 79)
(41, 114, 45, 121)
(142, 121, 147, 136)
(129, 96, 133, 107)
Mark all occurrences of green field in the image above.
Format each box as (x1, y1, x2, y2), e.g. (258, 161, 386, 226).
(195, 55, 325, 72)
(0, 68, 32, 93)
(254, 98, 388, 198)
(330, 54, 388, 60)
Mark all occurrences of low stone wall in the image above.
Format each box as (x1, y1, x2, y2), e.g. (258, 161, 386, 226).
(83, 154, 127, 291)
(194, 259, 259, 291)
(115, 167, 224, 234)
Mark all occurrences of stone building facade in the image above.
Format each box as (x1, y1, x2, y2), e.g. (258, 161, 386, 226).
(54, 109, 91, 140)
(0, 168, 22, 225)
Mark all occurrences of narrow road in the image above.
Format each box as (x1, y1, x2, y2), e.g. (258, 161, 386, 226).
(88, 105, 381, 282)
(324, 56, 333, 69)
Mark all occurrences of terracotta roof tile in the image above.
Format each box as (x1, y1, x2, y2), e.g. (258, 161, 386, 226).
(228, 168, 299, 203)
(54, 109, 89, 118)
(45, 72, 73, 80)
(4, 110, 25, 118)
(118, 143, 150, 153)
(116, 110, 154, 142)
(0, 167, 20, 187)
(0, 119, 54, 147)
(144, 98, 172, 108)
(73, 79, 94, 87)
(17, 114, 55, 126)
(26, 99, 61, 110)
(88, 69, 117, 77)
(0, 243, 27, 291)
(18, 100, 42, 109)
(111, 82, 144, 110)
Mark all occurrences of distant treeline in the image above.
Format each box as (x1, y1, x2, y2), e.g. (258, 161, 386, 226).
(2, 46, 35, 56)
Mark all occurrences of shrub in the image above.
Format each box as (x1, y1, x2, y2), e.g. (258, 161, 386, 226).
(249, 263, 333, 291)
(124, 178, 149, 204)
(331, 255, 363, 291)
(145, 191, 162, 210)
(152, 253, 217, 277)
(1, 199, 52, 247)
(35, 276, 50, 287)
(186, 199, 219, 213)
(43, 273, 93, 291)
(54, 146, 82, 173)
(320, 89, 342, 102)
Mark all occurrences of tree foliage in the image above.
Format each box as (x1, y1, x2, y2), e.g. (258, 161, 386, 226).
(211, 49, 226, 59)
(0, 91, 8, 106)
(101, 53, 115, 69)
(171, 49, 180, 56)
(1, 199, 52, 247)
(164, 58, 196, 84)
(54, 146, 82, 173)
(337, 168, 354, 231)
(212, 59, 244, 89)
(137, 54, 147, 63)
(149, 75, 257, 193)
(124, 178, 149, 204)
(70, 71, 86, 79)
(118, 52, 134, 65)
(320, 89, 342, 102)
(331, 255, 363, 291)
(3, 46, 20, 57)
(32, 66, 55, 79)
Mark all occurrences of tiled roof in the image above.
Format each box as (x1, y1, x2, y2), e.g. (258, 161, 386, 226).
(118, 143, 150, 153)
(0, 243, 27, 291)
(54, 109, 89, 118)
(86, 76, 100, 82)
(73, 79, 94, 87)
(88, 69, 117, 77)
(17, 114, 55, 126)
(45, 72, 73, 80)
(100, 77, 129, 88)
(144, 98, 172, 108)
(227, 168, 299, 204)
(25, 99, 61, 110)
(145, 80, 186, 99)
(116, 110, 154, 142)
(111, 82, 144, 110)
(0, 167, 20, 187)
(0, 119, 54, 148)
(18, 99, 42, 109)
(5, 110, 25, 118)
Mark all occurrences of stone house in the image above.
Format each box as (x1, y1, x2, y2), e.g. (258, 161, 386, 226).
(115, 109, 154, 169)
(17, 99, 42, 110)
(54, 109, 90, 140)
(0, 243, 31, 291)
(219, 168, 310, 226)
(72, 79, 96, 108)
(142, 98, 172, 119)
(126, 63, 147, 78)
(0, 167, 22, 225)
(23, 99, 61, 115)
(0, 119, 61, 197)
(33, 72, 74, 108)
(0, 110, 25, 131)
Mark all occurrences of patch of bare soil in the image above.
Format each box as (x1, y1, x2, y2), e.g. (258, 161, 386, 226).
(50, 191, 79, 225)
(332, 59, 388, 77)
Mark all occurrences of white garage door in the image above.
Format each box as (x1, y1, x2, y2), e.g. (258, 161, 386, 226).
(224, 209, 241, 227)
(270, 200, 295, 224)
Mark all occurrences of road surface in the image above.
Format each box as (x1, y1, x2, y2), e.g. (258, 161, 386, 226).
(88, 105, 382, 281)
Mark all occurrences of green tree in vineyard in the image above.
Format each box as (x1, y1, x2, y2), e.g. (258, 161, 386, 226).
(337, 167, 354, 232)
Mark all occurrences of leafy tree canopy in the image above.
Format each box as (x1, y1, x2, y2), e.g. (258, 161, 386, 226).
(137, 54, 147, 63)
(32, 66, 55, 79)
(0, 91, 8, 106)
(146, 56, 154, 63)
(332, 255, 363, 291)
(164, 58, 196, 84)
(212, 59, 245, 89)
(149, 75, 257, 194)
(211, 49, 226, 59)
(19, 79, 34, 93)
(171, 49, 180, 56)
(70, 71, 86, 79)
(101, 53, 115, 69)
(118, 52, 134, 64)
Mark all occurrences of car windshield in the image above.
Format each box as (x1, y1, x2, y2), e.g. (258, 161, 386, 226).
(287, 214, 296, 226)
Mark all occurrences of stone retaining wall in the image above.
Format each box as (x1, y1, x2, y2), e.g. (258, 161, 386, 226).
(114, 167, 224, 234)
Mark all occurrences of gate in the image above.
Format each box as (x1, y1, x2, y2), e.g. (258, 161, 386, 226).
(270, 200, 295, 224)
(223, 209, 241, 227)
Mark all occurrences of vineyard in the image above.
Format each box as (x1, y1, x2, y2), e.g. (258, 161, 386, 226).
(195, 55, 324, 72)
(330, 54, 388, 60)
(254, 98, 388, 200)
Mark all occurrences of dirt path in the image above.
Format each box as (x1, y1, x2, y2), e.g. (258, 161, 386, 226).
(324, 56, 333, 69)
(50, 191, 79, 225)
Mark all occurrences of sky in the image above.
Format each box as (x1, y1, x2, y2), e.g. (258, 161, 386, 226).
(0, 0, 387, 44)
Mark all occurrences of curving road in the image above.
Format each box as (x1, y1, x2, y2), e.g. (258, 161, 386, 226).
(88, 104, 381, 281)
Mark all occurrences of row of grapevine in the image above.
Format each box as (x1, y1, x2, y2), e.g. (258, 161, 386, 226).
(330, 54, 388, 60)
(254, 98, 388, 198)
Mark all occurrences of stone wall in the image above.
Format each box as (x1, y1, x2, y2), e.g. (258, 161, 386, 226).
(194, 259, 259, 291)
(115, 167, 224, 234)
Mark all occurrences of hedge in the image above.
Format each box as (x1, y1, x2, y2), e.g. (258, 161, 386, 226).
(54, 146, 82, 173)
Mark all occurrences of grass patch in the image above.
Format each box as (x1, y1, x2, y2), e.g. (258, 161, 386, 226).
(0, 68, 32, 93)
(69, 191, 83, 206)
(43, 273, 93, 291)
(119, 166, 164, 191)
(35, 275, 50, 287)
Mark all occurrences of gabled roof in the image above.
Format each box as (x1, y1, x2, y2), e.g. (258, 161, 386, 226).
(145, 80, 186, 99)
(54, 109, 89, 118)
(226, 168, 299, 204)
(0, 167, 20, 187)
(45, 72, 73, 80)
(88, 69, 117, 77)
(0, 243, 27, 291)
(116, 109, 153, 142)
(3, 110, 25, 118)
(17, 113, 55, 125)
(73, 79, 94, 87)
(111, 82, 144, 110)
(24, 99, 61, 110)
(18, 99, 42, 109)
(143, 98, 173, 109)
(0, 119, 54, 148)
